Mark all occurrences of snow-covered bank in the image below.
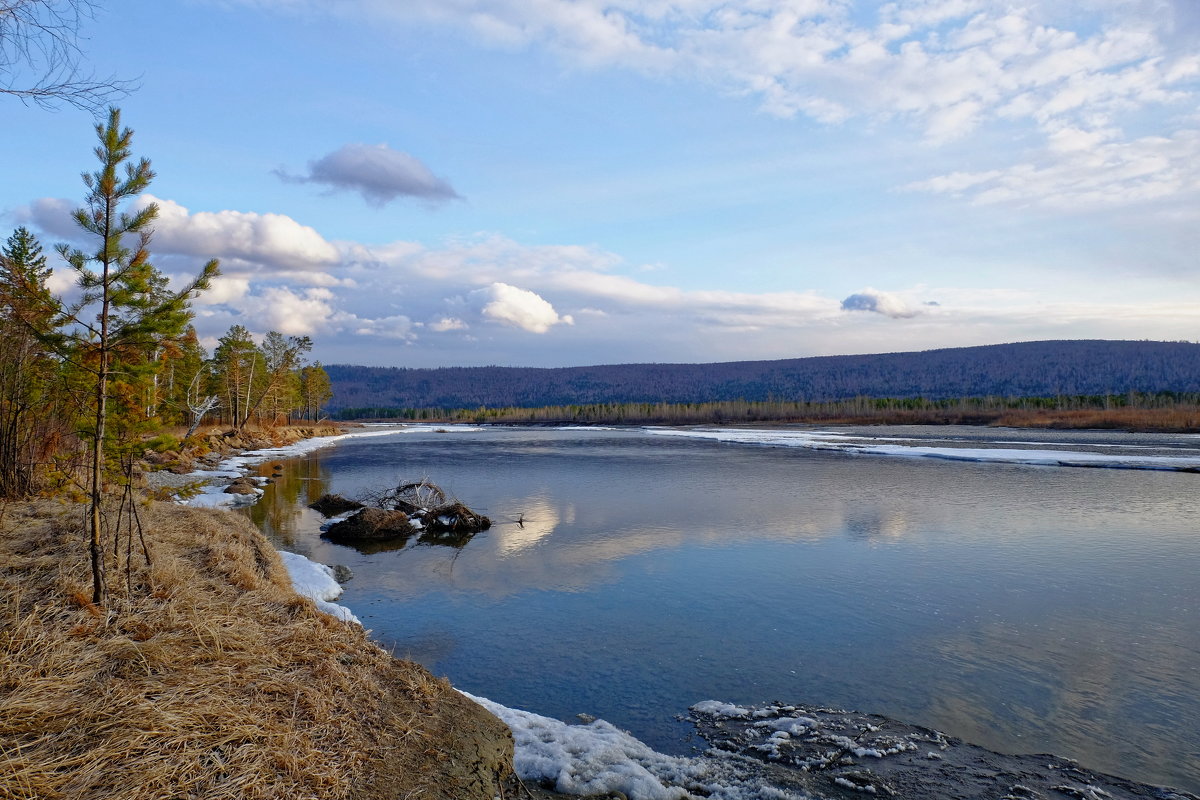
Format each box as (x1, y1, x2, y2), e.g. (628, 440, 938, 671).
(277, 551, 360, 624)
(463, 692, 806, 800)
(166, 426, 412, 620)
(180, 426, 410, 509)
(462, 692, 1200, 800)
(646, 427, 1200, 471)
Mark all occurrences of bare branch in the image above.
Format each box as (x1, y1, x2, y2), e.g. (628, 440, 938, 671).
(0, 0, 135, 112)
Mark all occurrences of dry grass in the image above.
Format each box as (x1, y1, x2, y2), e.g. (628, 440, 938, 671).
(0, 499, 488, 800)
(991, 406, 1200, 431)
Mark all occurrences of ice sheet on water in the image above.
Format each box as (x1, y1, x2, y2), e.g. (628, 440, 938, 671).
(645, 427, 1200, 471)
(462, 692, 807, 800)
(278, 551, 360, 625)
(393, 423, 485, 434)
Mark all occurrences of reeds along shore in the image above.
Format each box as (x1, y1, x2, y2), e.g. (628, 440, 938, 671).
(0, 500, 514, 800)
(338, 393, 1200, 432)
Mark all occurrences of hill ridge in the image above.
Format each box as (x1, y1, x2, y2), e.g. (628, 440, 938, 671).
(326, 339, 1200, 411)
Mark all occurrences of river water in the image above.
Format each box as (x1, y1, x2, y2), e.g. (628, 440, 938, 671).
(241, 424, 1200, 793)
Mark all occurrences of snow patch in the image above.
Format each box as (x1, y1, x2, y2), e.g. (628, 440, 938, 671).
(692, 701, 754, 719)
(278, 551, 360, 625)
(462, 692, 807, 800)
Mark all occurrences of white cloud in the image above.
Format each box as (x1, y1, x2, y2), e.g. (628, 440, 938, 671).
(251, 286, 338, 335)
(471, 282, 574, 333)
(352, 313, 417, 340)
(429, 317, 469, 332)
(141, 195, 341, 273)
(19, 197, 79, 240)
(196, 275, 251, 305)
(238, 0, 1200, 210)
(906, 128, 1200, 208)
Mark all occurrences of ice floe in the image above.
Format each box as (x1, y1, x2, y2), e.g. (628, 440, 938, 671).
(645, 427, 1200, 471)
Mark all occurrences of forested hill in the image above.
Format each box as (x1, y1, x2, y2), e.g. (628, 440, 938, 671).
(325, 340, 1200, 412)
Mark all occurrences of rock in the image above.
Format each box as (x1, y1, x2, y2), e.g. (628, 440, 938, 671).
(324, 508, 415, 543)
(330, 564, 354, 583)
(224, 477, 259, 495)
(310, 493, 366, 517)
(689, 701, 1200, 800)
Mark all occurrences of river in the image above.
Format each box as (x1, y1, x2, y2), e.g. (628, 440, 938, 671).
(241, 423, 1200, 794)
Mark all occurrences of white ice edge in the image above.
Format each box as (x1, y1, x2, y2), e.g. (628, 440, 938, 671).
(178, 426, 408, 509)
(278, 551, 360, 625)
(644, 427, 1200, 471)
(462, 692, 804, 800)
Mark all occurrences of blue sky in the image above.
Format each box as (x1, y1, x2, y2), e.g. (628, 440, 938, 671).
(4, 0, 1199, 367)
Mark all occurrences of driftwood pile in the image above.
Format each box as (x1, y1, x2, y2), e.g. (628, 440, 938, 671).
(310, 480, 490, 550)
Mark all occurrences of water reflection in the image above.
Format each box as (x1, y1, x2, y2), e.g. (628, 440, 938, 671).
(924, 612, 1200, 792)
(493, 496, 565, 556)
(240, 426, 1200, 794)
(243, 455, 332, 548)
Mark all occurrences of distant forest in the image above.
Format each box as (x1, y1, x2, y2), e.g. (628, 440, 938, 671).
(327, 340, 1200, 415)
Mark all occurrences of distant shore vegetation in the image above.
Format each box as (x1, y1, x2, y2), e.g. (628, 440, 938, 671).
(335, 392, 1200, 432)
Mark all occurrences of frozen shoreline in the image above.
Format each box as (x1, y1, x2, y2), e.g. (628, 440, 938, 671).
(645, 426, 1200, 471)
(187, 423, 1200, 800)
(165, 425, 415, 622)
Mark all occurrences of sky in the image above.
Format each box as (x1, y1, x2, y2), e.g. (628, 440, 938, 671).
(3, 0, 1199, 368)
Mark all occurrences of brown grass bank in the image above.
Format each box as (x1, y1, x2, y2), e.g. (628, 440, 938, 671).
(0, 500, 514, 800)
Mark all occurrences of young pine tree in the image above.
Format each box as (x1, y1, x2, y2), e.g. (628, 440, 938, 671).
(50, 108, 219, 605)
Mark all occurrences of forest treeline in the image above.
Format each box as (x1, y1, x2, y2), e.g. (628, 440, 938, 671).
(0, 111, 333, 507)
(326, 339, 1200, 413)
(335, 391, 1200, 430)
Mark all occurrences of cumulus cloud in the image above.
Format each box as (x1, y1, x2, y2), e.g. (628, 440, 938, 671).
(277, 143, 460, 206)
(470, 282, 574, 333)
(250, 286, 338, 335)
(841, 288, 922, 319)
(141, 195, 341, 273)
(196, 275, 251, 305)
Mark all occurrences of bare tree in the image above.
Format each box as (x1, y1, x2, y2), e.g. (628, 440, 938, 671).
(1, 0, 132, 111)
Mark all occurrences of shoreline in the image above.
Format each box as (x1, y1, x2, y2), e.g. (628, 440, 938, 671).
(5, 425, 1196, 799)
(347, 412, 1200, 434)
(215, 423, 1199, 799)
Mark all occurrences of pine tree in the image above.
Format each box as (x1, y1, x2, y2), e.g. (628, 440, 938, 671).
(50, 108, 218, 605)
(0, 227, 65, 497)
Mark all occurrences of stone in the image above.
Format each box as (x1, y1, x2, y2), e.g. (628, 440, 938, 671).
(324, 508, 415, 543)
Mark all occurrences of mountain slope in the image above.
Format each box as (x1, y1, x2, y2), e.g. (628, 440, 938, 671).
(326, 340, 1200, 412)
